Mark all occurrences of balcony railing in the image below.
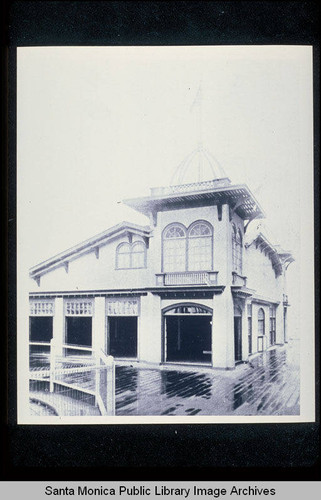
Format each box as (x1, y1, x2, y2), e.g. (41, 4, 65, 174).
(232, 272, 247, 287)
(156, 271, 218, 286)
(150, 178, 231, 197)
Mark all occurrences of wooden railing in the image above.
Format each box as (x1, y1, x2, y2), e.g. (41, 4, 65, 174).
(29, 340, 115, 416)
(156, 271, 218, 286)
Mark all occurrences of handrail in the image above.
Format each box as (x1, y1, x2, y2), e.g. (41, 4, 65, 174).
(30, 339, 115, 416)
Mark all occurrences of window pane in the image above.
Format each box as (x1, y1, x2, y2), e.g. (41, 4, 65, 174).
(189, 223, 212, 237)
(132, 247, 145, 268)
(163, 238, 186, 271)
(117, 252, 130, 269)
(164, 226, 186, 238)
(132, 252, 144, 268)
(118, 243, 131, 254)
(258, 308, 265, 320)
(131, 242, 145, 268)
(188, 236, 212, 271)
(258, 319, 265, 336)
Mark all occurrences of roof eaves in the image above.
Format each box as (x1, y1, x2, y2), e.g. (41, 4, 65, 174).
(30, 221, 151, 277)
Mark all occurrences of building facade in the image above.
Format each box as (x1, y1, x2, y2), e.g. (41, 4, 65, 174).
(29, 172, 293, 369)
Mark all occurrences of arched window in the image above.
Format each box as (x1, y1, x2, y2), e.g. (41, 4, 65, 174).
(232, 224, 243, 274)
(188, 221, 213, 271)
(116, 242, 131, 269)
(162, 224, 186, 272)
(131, 241, 146, 268)
(116, 241, 146, 269)
(258, 308, 265, 336)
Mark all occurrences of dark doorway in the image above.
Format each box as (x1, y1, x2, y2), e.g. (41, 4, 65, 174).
(29, 317, 53, 342)
(109, 316, 137, 358)
(66, 317, 92, 347)
(234, 311, 242, 363)
(165, 316, 211, 363)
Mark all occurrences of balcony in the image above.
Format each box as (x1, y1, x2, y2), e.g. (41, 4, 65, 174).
(232, 272, 247, 287)
(156, 271, 218, 286)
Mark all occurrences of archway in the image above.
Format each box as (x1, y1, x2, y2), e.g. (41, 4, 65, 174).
(163, 303, 212, 364)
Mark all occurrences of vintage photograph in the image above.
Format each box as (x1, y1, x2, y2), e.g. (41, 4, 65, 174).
(17, 46, 314, 423)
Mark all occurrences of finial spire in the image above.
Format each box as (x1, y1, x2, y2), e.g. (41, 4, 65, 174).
(190, 82, 203, 181)
(191, 81, 203, 146)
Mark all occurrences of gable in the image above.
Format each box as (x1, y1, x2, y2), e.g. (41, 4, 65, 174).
(30, 222, 151, 291)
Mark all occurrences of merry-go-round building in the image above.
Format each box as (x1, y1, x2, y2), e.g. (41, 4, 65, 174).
(28, 148, 294, 369)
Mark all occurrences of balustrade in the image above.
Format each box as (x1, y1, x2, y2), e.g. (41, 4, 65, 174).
(156, 271, 218, 286)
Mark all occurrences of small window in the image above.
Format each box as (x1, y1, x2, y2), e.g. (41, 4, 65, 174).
(258, 308, 265, 336)
(116, 241, 146, 269)
(116, 243, 131, 269)
(131, 242, 146, 268)
(269, 306, 276, 345)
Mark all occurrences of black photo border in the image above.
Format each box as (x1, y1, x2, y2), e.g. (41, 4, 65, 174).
(2, 0, 320, 481)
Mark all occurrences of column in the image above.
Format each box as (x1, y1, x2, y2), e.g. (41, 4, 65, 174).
(92, 297, 106, 353)
(139, 293, 162, 363)
(52, 297, 64, 355)
(241, 298, 250, 361)
(212, 290, 235, 369)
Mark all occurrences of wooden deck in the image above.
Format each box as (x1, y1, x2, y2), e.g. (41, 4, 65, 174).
(115, 339, 300, 416)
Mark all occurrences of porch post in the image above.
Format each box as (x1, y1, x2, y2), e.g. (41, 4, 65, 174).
(212, 290, 235, 369)
(139, 293, 162, 363)
(275, 304, 283, 344)
(52, 297, 64, 355)
(241, 298, 250, 361)
(92, 297, 106, 353)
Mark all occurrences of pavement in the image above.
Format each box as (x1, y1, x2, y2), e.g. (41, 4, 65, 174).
(115, 339, 300, 416)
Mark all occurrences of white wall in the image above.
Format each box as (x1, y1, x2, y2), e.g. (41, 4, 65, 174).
(244, 244, 284, 302)
(30, 233, 156, 292)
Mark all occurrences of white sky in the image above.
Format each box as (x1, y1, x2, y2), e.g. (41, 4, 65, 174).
(17, 46, 314, 337)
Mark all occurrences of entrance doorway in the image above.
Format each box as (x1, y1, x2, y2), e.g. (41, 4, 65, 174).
(164, 304, 212, 364)
(108, 316, 137, 358)
(66, 317, 92, 347)
(234, 306, 242, 362)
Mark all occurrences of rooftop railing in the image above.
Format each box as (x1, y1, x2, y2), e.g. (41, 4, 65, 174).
(150, 178, 231, 197)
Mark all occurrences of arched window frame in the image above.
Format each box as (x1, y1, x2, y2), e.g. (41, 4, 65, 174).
(187, 220, 213, 271)
(162, 220, 214, 272)
(162, 302, 213, 315)
(116, 240, 147, 269)
(162, 223, 187, 272)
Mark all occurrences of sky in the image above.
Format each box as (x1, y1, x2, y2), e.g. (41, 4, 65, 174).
(17, 46, 314, 337)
